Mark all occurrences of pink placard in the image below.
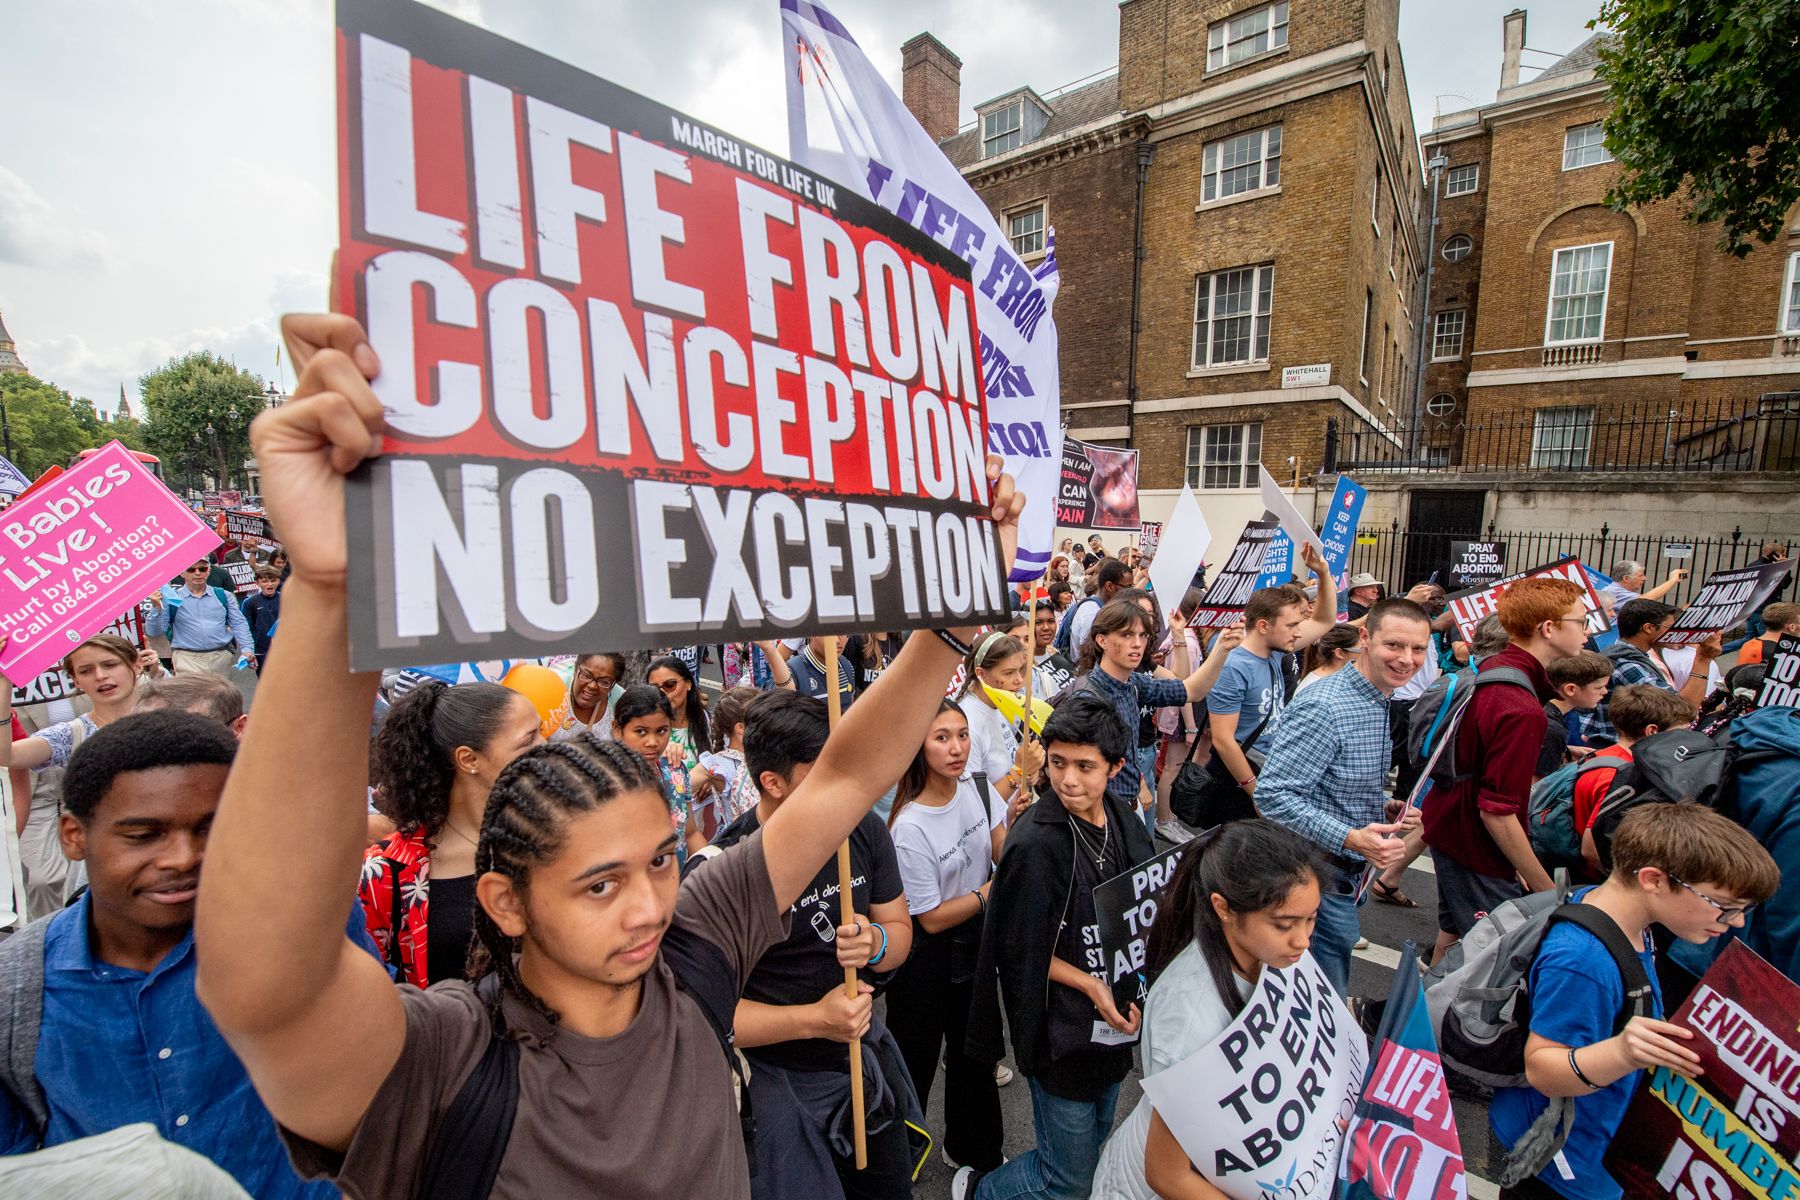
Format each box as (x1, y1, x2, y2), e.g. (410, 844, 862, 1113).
(0, 441, 221, 680)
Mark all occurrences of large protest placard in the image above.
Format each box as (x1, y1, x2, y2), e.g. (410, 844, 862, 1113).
(1444, 556, 1609, 644)
(1606, 942, 1800, 1200)
(1147, 487, 1211, 618)
(1340, 944, 1466, 1200)
(0, 457, 30, 499)
(1758, 636, 1800, 708)
(1094, 843, 1187, 1010)
(8, 606, 144, 708)
(1188, 518, 1280, 629)
(0, 442, 217, 681)
(1658, 560, 1795, 648)
(1142, 951, 1366, 1200)
(1446, 541, 1506, 591)
(1056, 437, 1140, 531)
(1262, 476, 1367, 602)
(333, 0, 1009, 670)
(221, 510, 272, 542)
(783, 0, 1065, 585)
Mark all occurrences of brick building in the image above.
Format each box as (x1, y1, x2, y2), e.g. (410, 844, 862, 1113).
(901, 0, 1425, 529)
(1386, 8, 1800, 536)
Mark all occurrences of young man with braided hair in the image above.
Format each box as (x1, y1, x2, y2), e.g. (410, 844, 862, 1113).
(192, 313, 1025, 1200)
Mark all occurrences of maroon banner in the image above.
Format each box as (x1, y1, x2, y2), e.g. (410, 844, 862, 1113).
(1605, 942, 1800, 1200)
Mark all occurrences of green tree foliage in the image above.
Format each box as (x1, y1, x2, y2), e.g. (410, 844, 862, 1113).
(1596, 0, 1800, 257)
(139, 352, 268, 490)
(0, 372, 142, 479)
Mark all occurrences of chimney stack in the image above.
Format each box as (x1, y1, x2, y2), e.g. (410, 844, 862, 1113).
(1499, 9, 1527, 92)
(901, 33, 961, 145)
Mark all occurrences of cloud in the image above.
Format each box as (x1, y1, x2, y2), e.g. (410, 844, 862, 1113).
(23, 268, 326, 412)
(0, 167, 108, 271)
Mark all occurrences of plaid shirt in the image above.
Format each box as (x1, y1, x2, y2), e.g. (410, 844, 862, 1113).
(1254, 665, 1391, 861)
(1585, 647, 1672, 745)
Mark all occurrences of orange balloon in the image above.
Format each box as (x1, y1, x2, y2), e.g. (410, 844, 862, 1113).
(501, 663, 567, 740)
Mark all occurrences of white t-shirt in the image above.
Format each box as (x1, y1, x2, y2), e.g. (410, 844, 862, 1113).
(1090, 943, 1251, 1200)
(962, 696, 1020, 782)
(890, 777, 1007, 916)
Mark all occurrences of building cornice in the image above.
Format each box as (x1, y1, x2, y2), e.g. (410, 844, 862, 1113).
(1135, 383, 1403, 447)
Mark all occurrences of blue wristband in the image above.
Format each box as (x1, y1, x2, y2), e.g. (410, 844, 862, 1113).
(868, 921, 889, 968)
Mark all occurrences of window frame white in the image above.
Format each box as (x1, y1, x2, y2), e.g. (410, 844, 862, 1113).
(1191, 263, 1276, 370)
(1201, 124, 1283, 203)
(1432, 309, 1467, 361)
(1544, 241, 1614, 346)
(1186, 422, 1264, 490)
(982, 101, 1023, 159)
(1562, 123, 1614, 171)
(1008, 203, 1046, 258)
(1426, 393, 1457, 417)
(1445, 164, 1479, 196)
(1206, 1, 1290, 72)
(1358, 289, 1373, 384)
(1530, 406, 1595, 469)
(1781, 251, 1800, 334)
(1441, 234, 1473, 263)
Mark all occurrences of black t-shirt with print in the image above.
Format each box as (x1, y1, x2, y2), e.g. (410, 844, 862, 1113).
(706, 808, 903, 1071)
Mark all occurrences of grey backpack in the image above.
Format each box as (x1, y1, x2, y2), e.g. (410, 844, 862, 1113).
(1422, 891, 1654, 1184)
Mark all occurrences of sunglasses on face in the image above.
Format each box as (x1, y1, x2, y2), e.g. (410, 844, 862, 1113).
(655, 679, 684, 694)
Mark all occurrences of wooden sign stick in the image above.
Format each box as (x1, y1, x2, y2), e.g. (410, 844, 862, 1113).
(825, 641, 868, 1170)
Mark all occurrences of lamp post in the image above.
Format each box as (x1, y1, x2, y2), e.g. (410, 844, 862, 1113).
(1409, 152, 1450, 457)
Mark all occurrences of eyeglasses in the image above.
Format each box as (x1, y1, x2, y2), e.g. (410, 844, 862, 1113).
(1667, 873, 1755, 920)
(654, 679, 684, 694)
(575, 669, 616, 688)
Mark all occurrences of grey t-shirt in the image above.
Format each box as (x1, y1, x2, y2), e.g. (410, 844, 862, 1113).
(283, 829, 785, 1200)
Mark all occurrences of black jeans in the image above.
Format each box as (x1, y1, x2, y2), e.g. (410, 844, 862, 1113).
(884, 920, 1005, 1170)
(1500, 1174, 1568, 1200)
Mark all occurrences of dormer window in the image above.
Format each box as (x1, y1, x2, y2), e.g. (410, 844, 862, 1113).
(1207, 1, 1289, 72)
(982, 102, 1023, 158)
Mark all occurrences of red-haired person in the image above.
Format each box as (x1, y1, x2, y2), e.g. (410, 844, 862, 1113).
(1422, 577, 1592, 959)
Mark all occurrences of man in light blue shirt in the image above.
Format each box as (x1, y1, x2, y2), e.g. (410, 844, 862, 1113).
(1253, 598, 1433, 996)
(144, 561, 254, 677)
(0, 711, 382, 1197)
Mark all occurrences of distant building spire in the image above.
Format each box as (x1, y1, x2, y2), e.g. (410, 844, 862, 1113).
(0, 310, 25, 374)
(117, 383, 135, 422)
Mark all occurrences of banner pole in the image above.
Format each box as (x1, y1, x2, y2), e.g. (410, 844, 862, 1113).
(826, 645, 868, 1170)
(1019, 584, 1040, 756)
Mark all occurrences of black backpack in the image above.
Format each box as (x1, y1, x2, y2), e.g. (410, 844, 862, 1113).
(417, 926, 750, 1200)
(1587, 728, 1729, 875)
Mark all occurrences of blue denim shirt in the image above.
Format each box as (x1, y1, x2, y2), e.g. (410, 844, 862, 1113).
(1081, 667, 1187, 802)
(1, 893, 381, 1199)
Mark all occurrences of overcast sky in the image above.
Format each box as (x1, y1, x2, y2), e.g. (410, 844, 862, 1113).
(0, 0, 1599, 413)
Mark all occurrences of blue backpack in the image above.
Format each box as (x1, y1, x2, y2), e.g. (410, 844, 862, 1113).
(1527, 756, 1623, 870)
(1053, 596, 1098, 657)
(1718, 707, 1800, 981)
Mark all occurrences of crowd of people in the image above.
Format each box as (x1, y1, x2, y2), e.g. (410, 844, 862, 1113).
(0, 314, 1793, 1200)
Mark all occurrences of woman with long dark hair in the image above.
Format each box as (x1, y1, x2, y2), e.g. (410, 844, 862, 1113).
(1090, 820, 1322, 1199)
(1296, 623, 1361, 694)
(886, 700, 1010, 1173)
(646, 655, 710, 774)
(360, 681, 543, 986)
(955, 631, 1040, 814)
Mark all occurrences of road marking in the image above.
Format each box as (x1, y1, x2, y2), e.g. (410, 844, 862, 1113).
(1353, 940, 1406, 970)
(1469, 1175, 1500, 1200)
(1409, 854, 1436, 876)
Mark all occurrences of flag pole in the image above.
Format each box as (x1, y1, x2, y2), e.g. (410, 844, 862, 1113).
(826, 641, 868, 1169)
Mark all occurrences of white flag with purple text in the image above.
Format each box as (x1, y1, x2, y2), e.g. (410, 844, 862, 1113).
(781, 0, 1064, 582)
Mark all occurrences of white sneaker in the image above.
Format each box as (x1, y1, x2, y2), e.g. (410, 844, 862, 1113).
(1155, 817, 1197, 844)
(1354, 936, 1370, 950)
(952, 1166, 983, 1200)
(994, 1062, 1014, 1087)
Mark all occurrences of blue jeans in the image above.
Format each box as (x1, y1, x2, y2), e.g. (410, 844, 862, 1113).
(975, 1077, 1120, 1200)
(1137, 744, 1158, 835)
(1311, 887, 1363, 999)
